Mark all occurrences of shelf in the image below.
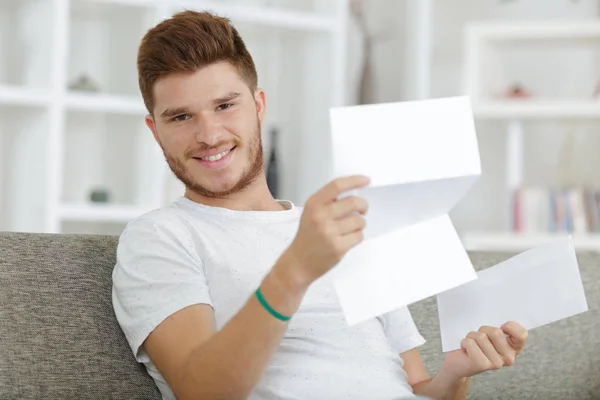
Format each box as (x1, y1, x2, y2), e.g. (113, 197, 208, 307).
(65, 92, 147, 115)
(471, 99, 600, 119)
(78, 0, 337, 31)
(0, 85, 51, 107)
(467, 21, 600, 41)
(461, 232, 600, 252)
(58, 203, 153, 223)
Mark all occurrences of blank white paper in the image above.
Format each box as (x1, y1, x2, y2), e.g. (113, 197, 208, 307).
(329, 96, 481, 241)
(327, 96, 481, 325)
(437, 237, 588, 352)
(328, 215, 478, 325)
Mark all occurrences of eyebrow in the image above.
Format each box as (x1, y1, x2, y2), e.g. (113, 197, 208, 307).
(160, 92, 242, 119)
(160, 107, 189, 119)
(212, 91, 242, 106)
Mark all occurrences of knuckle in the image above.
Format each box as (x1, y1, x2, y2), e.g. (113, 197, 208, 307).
(505, 355, 515, 366)
(355, 230, 365, 243)
(332, 179, 343, 193)
(476, 332, 487, 342)
(357, 215, 367, 229)
(492, 359, 503, 370)
(492, 328, 505, 340)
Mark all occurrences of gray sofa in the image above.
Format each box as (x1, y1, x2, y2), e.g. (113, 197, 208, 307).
(0, 232, 598, 399)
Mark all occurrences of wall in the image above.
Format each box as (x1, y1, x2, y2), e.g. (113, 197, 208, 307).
(348, 0, 600, 233)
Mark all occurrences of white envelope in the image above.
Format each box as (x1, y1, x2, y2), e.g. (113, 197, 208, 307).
(327, 96, 481, 325)
(436, 237, 589, 352)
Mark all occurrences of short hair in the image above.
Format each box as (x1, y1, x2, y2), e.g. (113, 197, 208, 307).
(137, 10, 258, 114)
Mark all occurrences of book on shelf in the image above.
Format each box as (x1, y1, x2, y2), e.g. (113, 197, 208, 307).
(512, 187, 600, 234)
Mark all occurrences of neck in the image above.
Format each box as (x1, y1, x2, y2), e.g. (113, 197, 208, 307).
(184, 175, 284, 212)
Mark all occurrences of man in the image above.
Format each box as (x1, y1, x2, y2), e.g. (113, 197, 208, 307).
(112, 10, 528, 400)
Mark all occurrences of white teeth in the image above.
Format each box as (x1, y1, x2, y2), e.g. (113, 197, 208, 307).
(201, 150, 230, 162)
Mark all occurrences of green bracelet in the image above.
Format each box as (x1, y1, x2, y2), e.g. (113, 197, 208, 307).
(255, 288, 292, 322)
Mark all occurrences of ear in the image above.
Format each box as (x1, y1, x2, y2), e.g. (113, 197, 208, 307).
(254, 88, 266, 125)
(145, 114, 161, 145)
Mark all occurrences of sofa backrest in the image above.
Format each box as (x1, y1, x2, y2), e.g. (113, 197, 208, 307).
(0, 232, 162, 399)
(1, 232, 598, 399)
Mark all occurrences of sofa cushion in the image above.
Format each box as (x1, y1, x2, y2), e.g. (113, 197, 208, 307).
(409, 251, 600, 400)
(0, 232, 161, 400)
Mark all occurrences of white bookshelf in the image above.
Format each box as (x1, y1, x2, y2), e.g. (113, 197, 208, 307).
(463, 21, 600, 252)
(59, 203, 155, 222)
(65, 92, 146, 115)
(461, 232, 600, 253)
(0, 0, 350, 235)
(0, 85, 52, 107)
(472, 99, 600, 119)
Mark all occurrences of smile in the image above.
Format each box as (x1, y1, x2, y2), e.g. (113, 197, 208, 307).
(200, 149, 230, 162)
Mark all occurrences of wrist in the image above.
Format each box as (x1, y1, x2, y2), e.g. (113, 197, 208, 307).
(436, 364, 468, 389)
(272, 247, 313, 294)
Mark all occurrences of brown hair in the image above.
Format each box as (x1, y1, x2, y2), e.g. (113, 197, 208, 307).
(137, 10, 258, 114)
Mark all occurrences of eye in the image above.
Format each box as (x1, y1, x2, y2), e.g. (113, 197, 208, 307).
(172, 114, 190, 122)
(217, 103, 233, 111)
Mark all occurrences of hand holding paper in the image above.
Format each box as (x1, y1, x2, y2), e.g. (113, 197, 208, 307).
(440, 321, 528, 382)
(437, 237, 588, 352)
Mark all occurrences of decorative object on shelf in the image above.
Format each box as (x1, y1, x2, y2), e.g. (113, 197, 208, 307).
(503, 83, 532, 99)
(266, 127, 279, 199)
(68, 74, 101, 92)
(89, 188, 110, 203)
(349, 0, 390, 105)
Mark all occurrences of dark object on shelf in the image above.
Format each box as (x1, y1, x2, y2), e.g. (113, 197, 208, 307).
(90, 189, 110, 203)
(503, 83, 532, 99)
(69, 74, 100, 92)
(266, 127, 279, 199)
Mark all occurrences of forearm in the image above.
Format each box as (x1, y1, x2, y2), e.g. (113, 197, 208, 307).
(181, 251, 308, 400)
(413, 374, 470, 400)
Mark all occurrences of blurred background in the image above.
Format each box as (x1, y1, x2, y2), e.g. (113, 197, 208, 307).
(0, 0, 599, 253)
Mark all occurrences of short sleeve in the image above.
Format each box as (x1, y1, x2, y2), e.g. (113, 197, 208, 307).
(380, 306, 426, 355)
(112, 216, 213, 363)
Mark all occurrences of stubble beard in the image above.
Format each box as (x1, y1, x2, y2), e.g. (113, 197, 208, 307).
(161, 120, 264, 199)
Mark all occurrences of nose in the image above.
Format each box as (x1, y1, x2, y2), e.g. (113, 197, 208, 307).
(194, 114, 224, 146)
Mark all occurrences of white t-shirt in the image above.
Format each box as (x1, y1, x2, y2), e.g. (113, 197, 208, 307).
(112, 197, 426, 400)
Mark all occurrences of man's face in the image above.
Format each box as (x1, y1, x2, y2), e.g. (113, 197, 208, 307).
(147, 61, 265, 198)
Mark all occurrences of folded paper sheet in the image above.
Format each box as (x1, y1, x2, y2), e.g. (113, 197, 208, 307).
(327, 96, 480, 325)
(437, 237, 588, 352)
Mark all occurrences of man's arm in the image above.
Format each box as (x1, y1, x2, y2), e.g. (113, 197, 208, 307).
(401, 349, 470, 400)
(402, 322, 528, 400)
(144, 252, 307, 400)
(142, 175, 370, 400)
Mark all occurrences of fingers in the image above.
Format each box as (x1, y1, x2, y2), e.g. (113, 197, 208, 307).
(461, 337, 490, 371)
(502, 321, 528, 354)
(316, 175, 370, 203)
(478, 326, 516, 366)
(330, 195, 369, 219)
(336, 214, 367, 235)
(338, 230, 364, 251)
(466, 331, 505, 370)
